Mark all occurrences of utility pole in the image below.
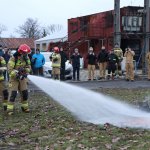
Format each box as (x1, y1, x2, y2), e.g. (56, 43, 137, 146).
(114, 0, 121, 47)
(143, 0, 150, 74)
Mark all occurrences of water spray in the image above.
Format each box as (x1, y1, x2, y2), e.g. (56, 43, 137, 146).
(28, 75, 150, 129)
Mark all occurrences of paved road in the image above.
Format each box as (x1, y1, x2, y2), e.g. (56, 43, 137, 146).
(28, 78, 150, 92)
(28, 69, 150, 91)
(67, 79, 150, 89)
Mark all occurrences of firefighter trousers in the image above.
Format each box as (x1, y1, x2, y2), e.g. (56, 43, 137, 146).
(125, 63, 134, 80)
(7, 78, 29, 112)
(0, 80, 8, 108)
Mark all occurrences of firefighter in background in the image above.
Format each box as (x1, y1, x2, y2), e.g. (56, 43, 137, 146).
(146, 51, 150, 81)
(124, 47, 135, 81)
(107, 49, 119, 80)
(113, 43, 123, 77)
(86, 47, 97, 80)
(50, 47, 61, 80)
(0, 55, 9, 111)
(7, 44, 31, 115)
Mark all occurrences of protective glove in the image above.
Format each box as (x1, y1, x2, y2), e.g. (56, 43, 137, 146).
(16, 72, 27, 80)
(53, 58, 58, 62)
(16, 68, 27, 80)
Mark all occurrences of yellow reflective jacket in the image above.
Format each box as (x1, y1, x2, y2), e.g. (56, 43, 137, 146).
(0, 56, 6, 81)
(51, 53, 61, 68)
(114, 48, 123, 61)
(8, 56, 31, 78)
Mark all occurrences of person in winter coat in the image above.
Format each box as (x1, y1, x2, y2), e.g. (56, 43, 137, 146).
(0, 45, 4, 57)
(0, 55, 9, 111)
(31, 49, 45, 76)
(2, 47, 11, 81)
(107, 49, 119, 80)
(7, 44, 31, 115)
(70, 48, 82, 81)
(50, 47, 61, 80)
(86, 47, 97, 80)
(97, 46, 108, 79)
(146, 51, 150, 81)
(124, 47, 135, 81)
(59, 47, 68, 81)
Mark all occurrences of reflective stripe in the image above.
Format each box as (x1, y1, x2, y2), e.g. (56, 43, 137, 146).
(21, 102, 29, 109)
(10, 70, 16, 77)
(9, 61, 15, 67)
(7, 104, 14, 111)
(1, 60, 6, 65)
(52, 64, 61, 67)
(0, 76, 4, 81)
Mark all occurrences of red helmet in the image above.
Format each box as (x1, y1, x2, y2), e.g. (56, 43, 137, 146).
(18, 44, 31, 54)
(53, 47, 59, 53)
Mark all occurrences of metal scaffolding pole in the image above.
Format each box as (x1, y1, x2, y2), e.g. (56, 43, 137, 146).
(143, 0, 150, 74)
(114, 0, 121, 47)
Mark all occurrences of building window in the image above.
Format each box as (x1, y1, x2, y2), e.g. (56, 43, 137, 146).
(122, 16, 142, 31)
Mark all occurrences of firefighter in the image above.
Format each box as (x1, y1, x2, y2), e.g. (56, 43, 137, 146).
(113, 43, 123, 77)
(86, 47, 97, 80)
(124, 47, 135, 81)
(107, 49, 119, 80)
(7, 44, 31, 115)
(50, 47, 61, 80)
(0, 55, 9, 111)
(146, 51, 150, 81)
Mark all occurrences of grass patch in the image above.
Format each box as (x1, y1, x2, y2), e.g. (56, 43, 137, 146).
(0, 88, 150, 150)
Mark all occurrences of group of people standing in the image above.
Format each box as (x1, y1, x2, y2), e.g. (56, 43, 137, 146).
(50, 46, 82, 81)
(86, 43, 136, 81)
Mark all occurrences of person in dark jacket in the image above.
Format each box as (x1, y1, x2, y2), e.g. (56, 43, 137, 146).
(97, 46, 108, 79)
(59, 47, 68, 80)
(70, 48, 82, 81)
(2, 47, 11, 81)
(86, 47, 97, 80)
(107, 49, 118, 80)
(0, 45, 4, 57)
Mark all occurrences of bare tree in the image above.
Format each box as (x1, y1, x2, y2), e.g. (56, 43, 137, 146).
(0, 24, 7, 37)
(16, 18, 63, 39)
(47, 24, 63, 34)
(16, 18, 41, 39)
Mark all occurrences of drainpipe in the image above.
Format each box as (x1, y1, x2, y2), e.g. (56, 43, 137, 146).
(114, 0, 121, 47)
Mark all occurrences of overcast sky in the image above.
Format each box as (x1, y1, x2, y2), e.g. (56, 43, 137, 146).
(0, 0, 144, 38)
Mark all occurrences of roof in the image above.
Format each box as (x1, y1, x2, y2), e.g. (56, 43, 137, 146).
(0, 38, 35, 49)
(35, 36, 68, 43)
(35, 29, 67, 43)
